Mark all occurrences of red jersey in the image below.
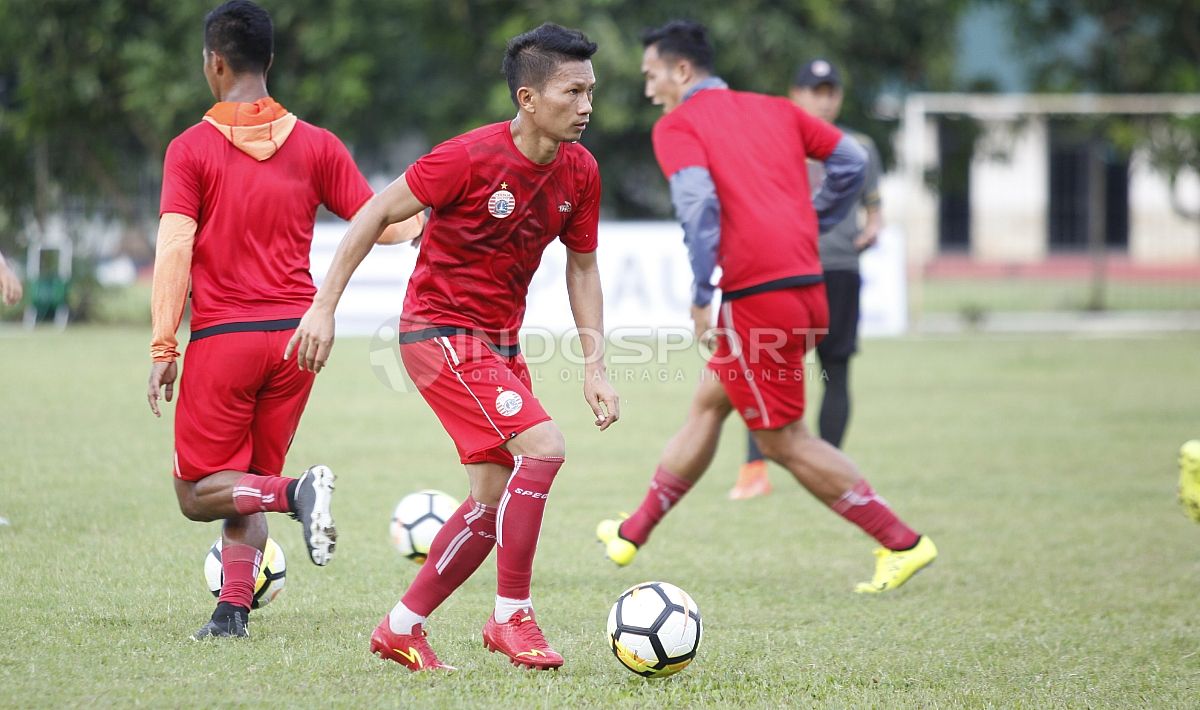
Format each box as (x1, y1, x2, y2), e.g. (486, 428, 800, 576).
(402, 121, 600, 344)
(159, 119, 373, 331)
(651, 88, 842, 293)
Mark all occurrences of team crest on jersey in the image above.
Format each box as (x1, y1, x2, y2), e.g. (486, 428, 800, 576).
(488, 182, 516, 219)
(495, 388, 524, 417)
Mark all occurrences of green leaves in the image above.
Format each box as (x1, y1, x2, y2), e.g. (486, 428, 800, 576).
(0, 0, 977, 252)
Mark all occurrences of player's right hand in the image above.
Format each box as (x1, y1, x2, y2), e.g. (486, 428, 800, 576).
(147, 361, 178, 418)
(284, 306, 336, 373)
(583, 370, 620, 431)
(691, 304, 716, 349)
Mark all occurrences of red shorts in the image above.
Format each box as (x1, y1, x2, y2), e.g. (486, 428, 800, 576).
(174, 329, 315, 481)
(400, 335, 551, 467)
(708, 285, 829, 430)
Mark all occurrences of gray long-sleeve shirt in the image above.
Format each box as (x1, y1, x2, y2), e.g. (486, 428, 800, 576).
(809, 128, 882, 272)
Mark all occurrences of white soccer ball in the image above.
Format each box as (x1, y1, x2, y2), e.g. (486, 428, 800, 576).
(203, 537, 287, 609)
(389, 489, 459, 563)
(606, 580, 702, 678)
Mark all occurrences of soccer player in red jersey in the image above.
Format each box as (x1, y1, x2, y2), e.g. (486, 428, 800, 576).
(730, 59, 886, 500)
(287, 23, 619, 671)
(597, 20, 937, 594)
(146, 1, 422, 640)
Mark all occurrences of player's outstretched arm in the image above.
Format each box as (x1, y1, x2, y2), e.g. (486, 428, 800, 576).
(565, 248, 619, 430)
(146, 213, 196, 417)
(285, 173, 427, 373)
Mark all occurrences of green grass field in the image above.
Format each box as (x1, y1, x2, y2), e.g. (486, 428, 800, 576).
(1, 328, 1198, 707)
(919, 278, 1200, 314)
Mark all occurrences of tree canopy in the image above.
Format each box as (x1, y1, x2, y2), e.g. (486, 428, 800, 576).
(1, 0, 976, 255)
(1006, 0, 1200, 218)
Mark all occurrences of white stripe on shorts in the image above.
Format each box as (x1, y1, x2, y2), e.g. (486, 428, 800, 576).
(722, 301, 771, 428)
(433, 336, 503, 439)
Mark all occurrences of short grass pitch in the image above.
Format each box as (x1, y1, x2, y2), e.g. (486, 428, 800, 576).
(1, 328, 1197, 707)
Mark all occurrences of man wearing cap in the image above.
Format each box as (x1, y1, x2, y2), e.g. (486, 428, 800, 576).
(728, 58, 884, 501)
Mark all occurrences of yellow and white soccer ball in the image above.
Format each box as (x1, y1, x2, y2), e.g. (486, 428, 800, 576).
(607, 581, 702, 678)
(203, 537, 286, 609)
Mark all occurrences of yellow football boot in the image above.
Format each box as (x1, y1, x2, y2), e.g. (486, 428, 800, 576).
(1178, 440, 1200, 523)
(596, 515, 638, 567)
(854, 535, 938, 594)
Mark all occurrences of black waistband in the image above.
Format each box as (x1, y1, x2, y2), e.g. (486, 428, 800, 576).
(721, 274, 824, 301)
(190, 318, 302, 342)
(398, 326, 521, 357)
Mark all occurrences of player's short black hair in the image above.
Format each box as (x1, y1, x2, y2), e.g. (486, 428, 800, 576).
(204, 0, 273, 75)
(641, 20, 714, 73)
(502, 23, 598, 106)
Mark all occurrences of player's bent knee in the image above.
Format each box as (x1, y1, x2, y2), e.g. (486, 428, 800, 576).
(174, 482, 222, 522)
(753, 434, 784, 463)
(173, 478, 207, 521)
(753, 428, 800, 465)
(694, 378, 733, 417)
(176, 495, 211, 522)
(509, 421, 566, 459)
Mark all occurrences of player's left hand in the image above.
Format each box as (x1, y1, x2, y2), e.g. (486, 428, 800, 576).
(284, 305, 336, 373)
(147, 360, 178, 418)
(584, 370, 620, 431)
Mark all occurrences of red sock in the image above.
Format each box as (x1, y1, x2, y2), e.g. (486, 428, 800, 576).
(620, 465, 694, 546)
(401, 497, 497, 616)
(495, 455, 563, 599)
(831, 480, 920, 550)
(232, 474, 293, 515)
(217, 543, 262, 610)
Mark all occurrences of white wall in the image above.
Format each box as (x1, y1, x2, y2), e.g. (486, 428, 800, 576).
(311, 221, 909, 338)
(896, 95, 1200, 265)
(1128, 151, 1200, 262)
(970, 118, 1048, 261)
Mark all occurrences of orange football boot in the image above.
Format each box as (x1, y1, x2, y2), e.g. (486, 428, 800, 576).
(728, 460, 772, 500)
